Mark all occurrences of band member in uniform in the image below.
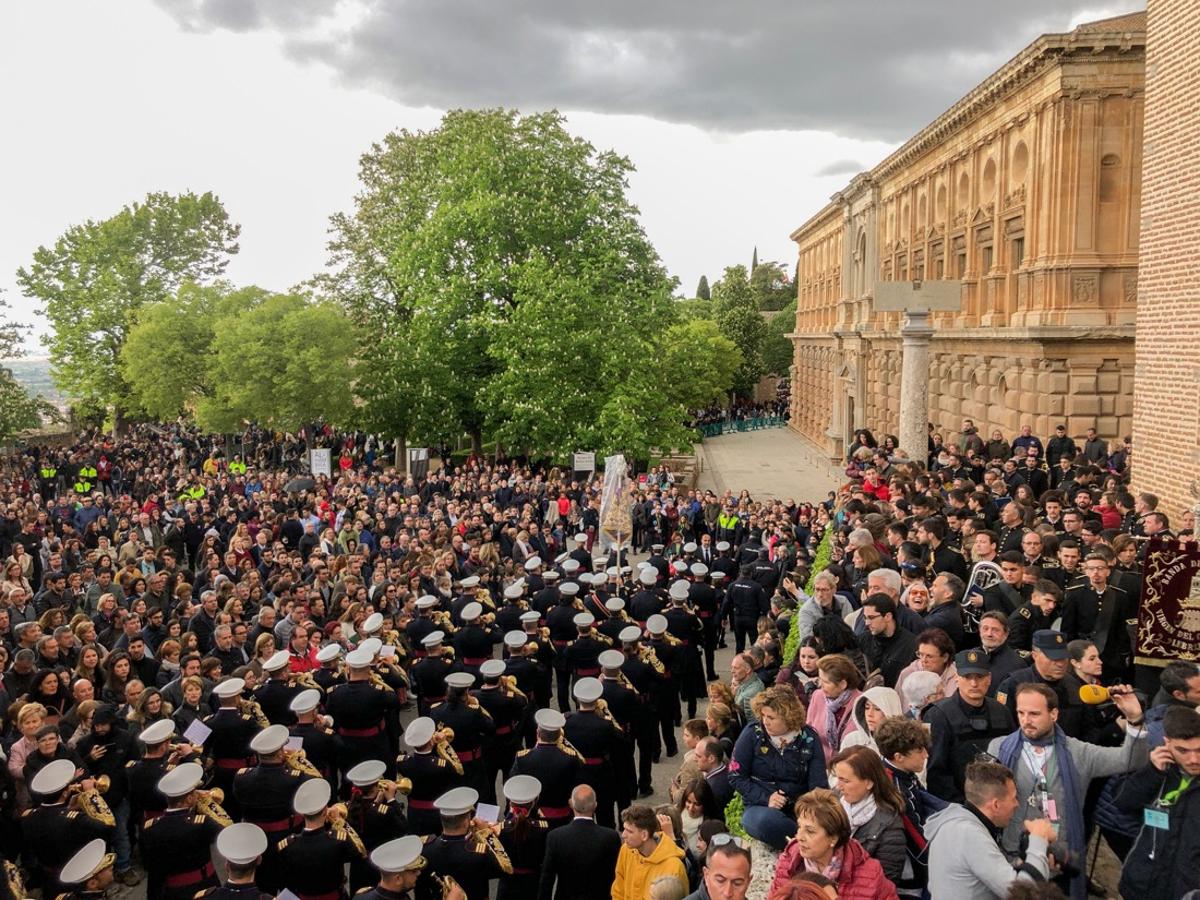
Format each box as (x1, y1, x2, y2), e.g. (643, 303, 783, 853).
(508, 709, 583, 830)
(277, 778, 366, 900)
(206, 678, 261, 817)
(233, 725, 314, 893)
(687, 563, 720, 681)
(142, 763, 224, 900)
(202, 822, 272, 900)
(326, 646, 399, 778)
(418, 787, 511, 900)
(451, 603, 501, 679)
(664, 582, 705, 719)
(499, 632, 541, 715)
(431, 673, 494, 798)
(397, 718, 463, 838)
(629, 568, 663, 624)
(496, 776, 548, 900)
(645, 614, 682, 756)
(563, 677, 623, 828)
(312, 644, 346, 694)
(289, 688, 340, 792)
(598, 649, 640, 810)
(406, 597, 442, 660)
(617, 626, 665, 795)
(254, 651, 302, 726)
(56, 839, 114, 900)
(128, 719, 202, 828)
(411, 632, 456, 717)
(473, 660, 527, 803)
(546, 591, 581, 713)
(360, 835, 464, 900)
(22, 761, 115, 898)
(345, 760, 409, 893)
(518, 612, 555, 710)
(564, 613, 611, 698)
(597, 598, 632, 644)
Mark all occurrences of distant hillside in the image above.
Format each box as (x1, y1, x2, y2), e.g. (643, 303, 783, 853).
(2, 357, 66, 407)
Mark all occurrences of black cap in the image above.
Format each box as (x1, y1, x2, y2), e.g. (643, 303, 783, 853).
(955, 649, 990, 676)
(1032, 629, 1068, 660)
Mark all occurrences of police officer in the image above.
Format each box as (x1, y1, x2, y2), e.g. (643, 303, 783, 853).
(411, 632, 456, 717)
(419, 787, 511, 900)
(289, 688, 340, 791)
(205, 677, 261, 816)
(142, 762, 224, 900)
(473, 660, 526, 803)
(664, 581, 705, 719)
(687, 563, 720, 681)
(496, 776, 549, 900)
(56, 839, 114, 900)
(724, 566, 768, 653)
(562, 677, 623, 828)
(326, 646, 399, 777)
(361, 835, 456, 900)
(277, 778, 366, 900)
(508, 709, 583, 831)
(22, 761, 114, 898)
(234, 725, 315, 893)
(921, 650, 1013, 802)
(345, 760, 409, 893)
(254, 651, 302, 726)
(995, 629, 1073, 715)
(203, 822, 272, 900)
(397, 718, 463, 838)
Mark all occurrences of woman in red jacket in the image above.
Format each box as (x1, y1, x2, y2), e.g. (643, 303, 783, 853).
(770, 789, 898, 900)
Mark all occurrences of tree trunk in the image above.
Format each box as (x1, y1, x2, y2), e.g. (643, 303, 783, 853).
(394, 433, 408, 474)
(470, 428, 483, 456)
(112, 405, 127, 439)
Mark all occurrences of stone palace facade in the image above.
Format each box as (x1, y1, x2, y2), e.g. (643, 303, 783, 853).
(789, 13, 1145, 462)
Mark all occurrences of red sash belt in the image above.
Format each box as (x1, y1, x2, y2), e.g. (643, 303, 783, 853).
(408, 799, 436, 810)
(338, 724, 382, 737)
(463, 657, 488, 666)
(551, 640, 569, 648)
(165, 862, 215, 887)
(296, 892, 340, 900)
(575, 667, 600, 677)
(539, 805, 570, 818)
(512, 868, 536, 876)
(495, 725, 513, 735)
(216, 758, 249, 769)
(457, 748, 481, 762)
(252, 815, 301, 833)
(582, 757, 604, 765)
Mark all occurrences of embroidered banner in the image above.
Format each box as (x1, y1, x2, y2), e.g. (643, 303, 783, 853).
(1135, 536, 1200, 666)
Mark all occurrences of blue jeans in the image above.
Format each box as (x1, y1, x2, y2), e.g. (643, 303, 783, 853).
(742, 804, 797, 852)
(112, 798, 132, 872)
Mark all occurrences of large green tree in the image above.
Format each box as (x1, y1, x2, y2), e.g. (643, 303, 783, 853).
(121, 284, 358, 433)
(751, 261, 795, 311)
(762, 298, 797, 376)
(695, 275, 711, 300)
(323, 108, 720, 458)
(17, 192, 239, 428)
(712, 265, 767, 396)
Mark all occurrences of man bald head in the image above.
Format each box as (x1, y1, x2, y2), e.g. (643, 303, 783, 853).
(570, 784, 597, 816)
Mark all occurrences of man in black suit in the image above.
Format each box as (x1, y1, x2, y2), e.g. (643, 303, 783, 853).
(538, 785, 621, 900)
(696, 737, 733, 815)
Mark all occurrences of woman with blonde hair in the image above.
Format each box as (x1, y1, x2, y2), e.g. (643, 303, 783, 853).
(8, 702, 47, 806)
(729, 686, 828, 852)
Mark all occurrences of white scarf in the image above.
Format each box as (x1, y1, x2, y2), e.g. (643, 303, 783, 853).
(841, 794, 878, 830)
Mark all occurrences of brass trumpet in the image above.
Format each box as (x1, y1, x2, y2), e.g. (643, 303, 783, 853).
(469, 822, 512, 874)
(431, 729, 463, 776)
(239, 697, 270, 728)
(327, 803, 367, 855)
(379, 777, 412, 797)
(431, 873, 465, 900)
(283, 748, 323, 778)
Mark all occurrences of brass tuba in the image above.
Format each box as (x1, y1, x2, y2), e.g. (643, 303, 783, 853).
(194, 788, 234, 827)
(69, 776, 115, 826)
(431, 729, 464, 776)
(283, 747, 324, 778)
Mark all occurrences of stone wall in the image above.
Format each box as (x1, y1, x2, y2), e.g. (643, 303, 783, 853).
(1131, 0, 1200, 520)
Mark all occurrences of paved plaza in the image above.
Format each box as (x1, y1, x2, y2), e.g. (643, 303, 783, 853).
(696, 426, 842, 502)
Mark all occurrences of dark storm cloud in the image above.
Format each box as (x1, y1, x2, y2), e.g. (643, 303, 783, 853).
(151, 1, 1142, 140)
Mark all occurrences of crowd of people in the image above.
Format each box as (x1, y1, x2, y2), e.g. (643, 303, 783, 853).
(0, 418, 1194, 900)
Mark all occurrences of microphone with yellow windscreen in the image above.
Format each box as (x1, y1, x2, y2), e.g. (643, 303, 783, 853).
(1079, 684, 1111, 705)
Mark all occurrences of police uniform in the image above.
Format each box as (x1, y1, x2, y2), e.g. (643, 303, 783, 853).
(142, 764, 223, 900)
(507, 711, 583, 830)
(994, 631, 1072, 717)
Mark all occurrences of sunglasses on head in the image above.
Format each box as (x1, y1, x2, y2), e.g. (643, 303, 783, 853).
(709, 833, 745, 848)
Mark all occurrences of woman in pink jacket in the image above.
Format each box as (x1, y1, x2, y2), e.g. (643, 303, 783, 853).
(805, 654, 862, 763)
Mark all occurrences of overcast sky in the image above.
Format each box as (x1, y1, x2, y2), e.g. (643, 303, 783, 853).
(0, 1, 1137, 352)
